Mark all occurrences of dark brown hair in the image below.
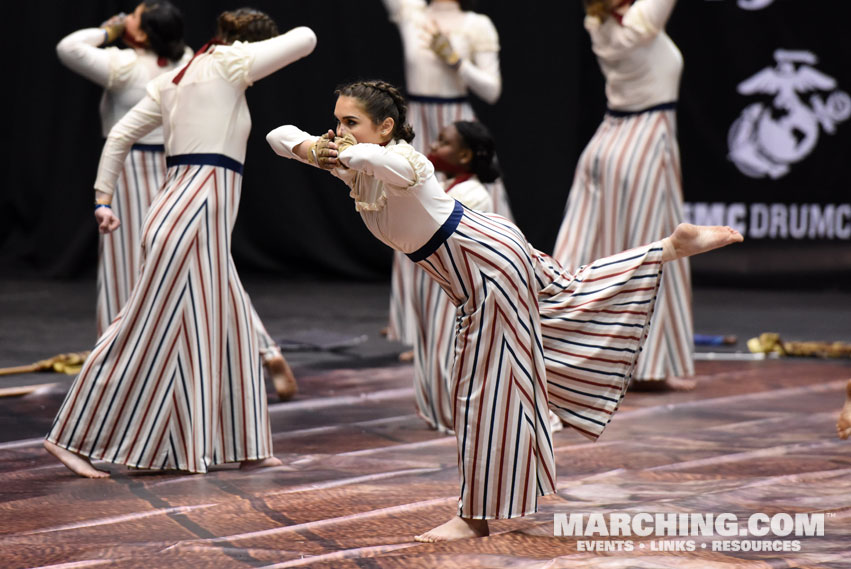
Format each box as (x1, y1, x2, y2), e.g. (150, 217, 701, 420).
(216, 8, 279, 43)
(454, 121, 500, 183)
(334, 80, 415, 143)
(140, 1, 186, 62)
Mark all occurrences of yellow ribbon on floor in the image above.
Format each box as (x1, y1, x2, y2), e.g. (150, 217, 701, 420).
(0, 351, 90, 376)
(747, 333, 851, 358)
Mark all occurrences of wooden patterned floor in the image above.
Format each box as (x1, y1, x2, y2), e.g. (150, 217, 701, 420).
(1, 358, 850, 568)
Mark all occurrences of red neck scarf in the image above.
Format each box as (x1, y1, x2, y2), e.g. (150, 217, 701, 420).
(444, 172, 473, 193)
(172, 39, 227, 84)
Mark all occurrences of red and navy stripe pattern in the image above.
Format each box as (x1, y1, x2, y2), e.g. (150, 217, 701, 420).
(535, 244, 663, 438)
(553, 108, 693, 381)
(414, 206, 554, 519)
(387, 98, 513, 344)
(97, 145, 166, 337)
(48, 156, 273, 472)
(413, 205, 664, 518)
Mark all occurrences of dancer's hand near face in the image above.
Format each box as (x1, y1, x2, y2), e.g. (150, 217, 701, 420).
(309, 129, 340, 170)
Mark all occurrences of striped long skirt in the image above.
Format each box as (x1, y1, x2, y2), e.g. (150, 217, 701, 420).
(47, 154, 273, 473)
(94, 146, 278, 359)
(97, 144, 166, 337)
(552, 108, 694, 381)
(387, 96, 512, 344)
(413, 203, 662, 519)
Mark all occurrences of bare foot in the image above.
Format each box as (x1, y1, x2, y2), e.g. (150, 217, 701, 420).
(264, 349, 297, 401)
(630, 377, 697, 392)
(837, 379, 851, 440)
(43, 440, 109, 478)
(240, 456, 283, 470)
(662, 223, 743, 262)
(414, 516, 489, 542)
(548, 410, 564, 433)
(398, 349, 414, 363)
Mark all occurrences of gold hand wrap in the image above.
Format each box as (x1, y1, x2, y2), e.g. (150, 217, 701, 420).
(333, 133, 358, 155)
(430, 32, 460, 67)
(307, 133, 336, 168)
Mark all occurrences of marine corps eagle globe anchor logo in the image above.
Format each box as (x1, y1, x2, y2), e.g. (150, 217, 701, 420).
(727, 49, 850, 179)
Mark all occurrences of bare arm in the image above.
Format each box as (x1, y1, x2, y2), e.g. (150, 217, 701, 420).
(246, 27, 317, 84)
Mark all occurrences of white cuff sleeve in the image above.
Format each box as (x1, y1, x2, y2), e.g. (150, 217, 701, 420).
(95, 96, 162, 194)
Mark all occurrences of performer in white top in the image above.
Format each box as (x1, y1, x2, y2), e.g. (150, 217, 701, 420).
(380, 0, 512, 349)
(56, 2, 191, 338)
(552, 0, 695, 391)
(266, 79, 743, 541)
(44, 9, 317, 479)
(57, 3, 298, 401)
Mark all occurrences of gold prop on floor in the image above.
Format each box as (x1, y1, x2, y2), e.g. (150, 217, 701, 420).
(0, 351, 90, 376)
(747, 333, 851, 358)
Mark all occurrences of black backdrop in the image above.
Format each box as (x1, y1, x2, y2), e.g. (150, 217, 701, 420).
(3, 1, 849, 288)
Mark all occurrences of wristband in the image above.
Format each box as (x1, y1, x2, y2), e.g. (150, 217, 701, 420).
(94, 203, 112, 210)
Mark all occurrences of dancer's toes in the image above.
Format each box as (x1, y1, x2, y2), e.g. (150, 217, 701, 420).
(240, 456, 283, 470)
(665, 223, 743, 261)
(414, 516, 489, 542)
(43, 440, 109, 478)
(264, 348, 297, 401)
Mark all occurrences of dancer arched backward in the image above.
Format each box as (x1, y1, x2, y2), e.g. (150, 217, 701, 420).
(43, 11, 317, 479)
(414, 120, 496, 432)
(56, 4, 297, 400)
(553, 0, 694, 391)
(56, 2, 191, 337)
(265, 80, 743, 541)
(380, 0, 512, 348)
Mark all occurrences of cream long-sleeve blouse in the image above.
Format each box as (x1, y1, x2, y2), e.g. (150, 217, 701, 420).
(94, 27, 317, 195)
(266, 125, 458, 255)
(56, 27, 192, 144)
(382, 0, 501, 103)
(586, 0, 682, 111)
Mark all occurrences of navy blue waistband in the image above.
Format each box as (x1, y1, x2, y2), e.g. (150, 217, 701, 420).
(131, 143, 165, 152)
(407, 200, 464, 263)
(166, 153, 243, 175)
(606, 101, 676, 117)
(407, 94, 469, 104)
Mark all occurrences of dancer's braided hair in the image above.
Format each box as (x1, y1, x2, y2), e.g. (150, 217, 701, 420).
(216, 8, 279, 43)
(335, 80, 415, 143)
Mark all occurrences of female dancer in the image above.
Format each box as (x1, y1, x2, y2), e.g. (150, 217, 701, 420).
(380, 0, 511, 349)
(56, 2, 190, 338)
(414, 120, 496, 432)
(552, 0, 694, 390)
(266, 80, 742, 541)
(56, 4, 297, 399)
(44, 10, 317, 478)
